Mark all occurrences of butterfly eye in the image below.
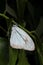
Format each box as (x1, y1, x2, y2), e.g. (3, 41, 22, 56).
(10, 25, 35, 51)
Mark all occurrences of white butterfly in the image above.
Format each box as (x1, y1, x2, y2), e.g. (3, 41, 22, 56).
(10, 25, 35, 51)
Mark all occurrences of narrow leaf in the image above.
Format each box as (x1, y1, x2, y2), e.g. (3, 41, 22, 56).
(17, 50, 30, 65)
(16, 0, 27, 18)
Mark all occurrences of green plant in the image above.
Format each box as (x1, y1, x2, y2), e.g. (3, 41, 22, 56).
(0, 0, 43, 65)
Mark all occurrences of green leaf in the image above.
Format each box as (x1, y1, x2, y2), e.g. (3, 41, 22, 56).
(9, 48, 30, 65)
(17, 50, 30, 65)
(6, 4, 17, 19)
(16, 0, 27, 18)
(9, 48, 18, 65)
(36, 45, 43, 65)
(29, 32, 43, 65)
(27, 1, 34, 19)
(36, 17, 43, 39)
(0, 37, 9, 65)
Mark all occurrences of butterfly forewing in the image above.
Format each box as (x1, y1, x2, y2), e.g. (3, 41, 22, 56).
(10, 25, 25, 49)
(10, 25, 35, 51)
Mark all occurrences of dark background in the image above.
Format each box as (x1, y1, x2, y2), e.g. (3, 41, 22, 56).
(0, 0, 43, 65)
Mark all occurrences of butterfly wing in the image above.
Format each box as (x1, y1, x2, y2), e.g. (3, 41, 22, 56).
(14, 25, 35, 51)
(10, 26, 25, 49)
(10, 25, 35, 51)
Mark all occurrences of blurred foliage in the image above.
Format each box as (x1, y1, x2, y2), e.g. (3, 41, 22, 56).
(0, 37, 9, 65)
(0, 0, 43, 65)
(9, 48, 30, 65)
